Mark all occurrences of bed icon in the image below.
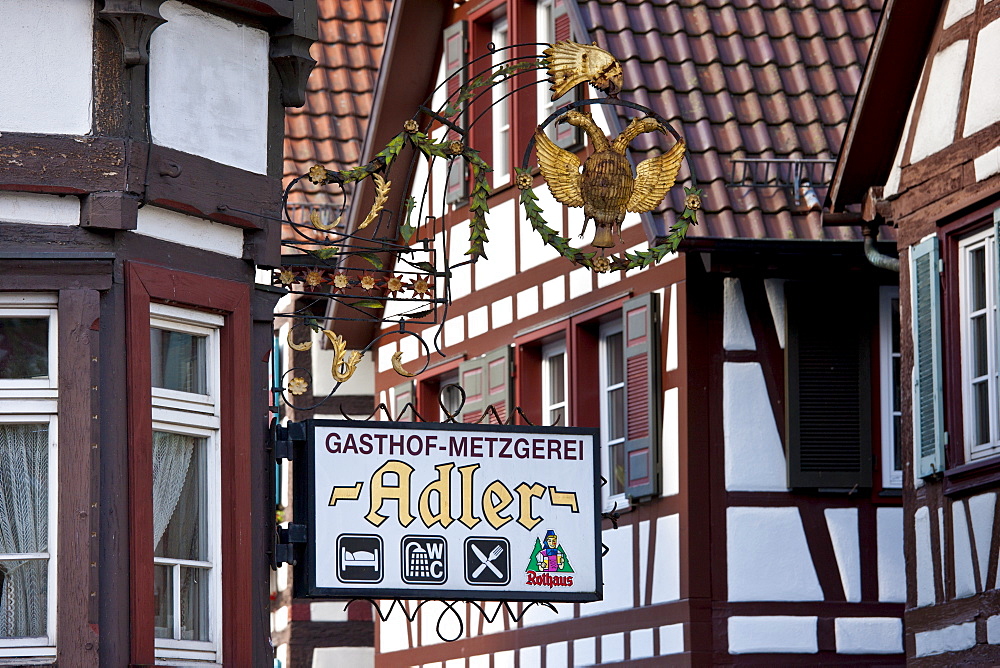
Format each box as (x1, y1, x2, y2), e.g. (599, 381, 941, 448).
(336, 534, 383, 583)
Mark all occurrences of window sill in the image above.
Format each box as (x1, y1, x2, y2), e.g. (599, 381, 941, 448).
(944, 456, 1000, 496)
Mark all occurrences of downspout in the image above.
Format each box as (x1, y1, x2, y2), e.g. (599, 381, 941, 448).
(863, 223, 899, 272)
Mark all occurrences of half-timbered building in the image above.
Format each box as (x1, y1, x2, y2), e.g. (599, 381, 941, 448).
(317, 0, 908, 664)
(831, 0, 1000, 663)
(0, 1, 314, 664)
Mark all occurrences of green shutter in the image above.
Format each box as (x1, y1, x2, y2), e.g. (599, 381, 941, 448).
(911, 237, 944, 477)
(443, 21, 468, 205)
(785, 283, 872, 488)
(622, 293, 661, 499)
(459, 346, 512, 423)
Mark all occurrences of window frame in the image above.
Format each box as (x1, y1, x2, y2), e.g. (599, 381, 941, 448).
(541, 339, 567, 426)
(126, 261, 253, 666)
(150, 306, 223, 661)
(0, 293, 59, 656)
(490, 16, 511, 187)
(957, 226, 1000, 461)
(879, 286, 903, 488)
(598, 319, 627, 508)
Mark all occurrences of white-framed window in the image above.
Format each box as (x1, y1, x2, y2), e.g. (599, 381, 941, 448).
(491, 17, 510, 186)
(150, 304, 222, 663)
(541, 340, 567, 426)
(879, 286, 902, 488)
(599, 320, 626, 505)
(959, 227, 1000, 461)
(0, 293, 58, 657)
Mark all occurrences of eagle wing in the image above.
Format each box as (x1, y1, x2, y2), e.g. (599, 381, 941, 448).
(534, 127, 584, 208)
(626, 140, 686, 213)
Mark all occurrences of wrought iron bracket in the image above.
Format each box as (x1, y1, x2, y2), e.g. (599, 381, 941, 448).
(272, 420, 307, 462)
(274, 523, 308, 567)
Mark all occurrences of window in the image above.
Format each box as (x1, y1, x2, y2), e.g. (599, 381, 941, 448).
(542, 340, 567, 426)
(959, 227, 1000, 461)
(0, 294, 57, 657)
(880, 287, 902, 488)
(491, 17, 510, 187)
(150, 304, 222, 662)
(536, 0, 581, 149)
(599, 320, 626, 500)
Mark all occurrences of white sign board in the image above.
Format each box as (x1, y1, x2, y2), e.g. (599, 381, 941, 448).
(297, 419, 602, 602)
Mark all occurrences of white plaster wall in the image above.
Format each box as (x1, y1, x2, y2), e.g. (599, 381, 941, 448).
(723, 362, 787, 491)
(377, 343, 396, 373)
(469, 655, 489, 668)
(546, 641, 567, 666)
(474, 199, 516, 290)
(378, 600, 411, 653)
(825, 508, 861, 602)
(467, 305, 489, 338)
(728, 616, 818, 654)
(659, 623, 684, 654)
(884, 81, 919, 198)
(651, 514, 680, 603)
(449, 222, 472, 300)
(910, 39, 968, 162)
(974, 146, 1000, 182)
(763, 278, 786, 348)
(150, 1, 269, 174)
(631, 628, 654, 659)
(877, 507, 906, 602)
(914, 622, 977, 657)
(915, 506, 936, 607)
(968, 492, 995, 586)
(573, 637, 595, 666)
(519, 600, 570, 627)
(0, 2, 93, 134)
(596, 264, 620, 288)
(0, 193, 79, 226)
(835, 617, 903, 654)
(542, 275, 566, 310)
(944, 0, 976, 28)
(517, 287, 539, 319)
(638, 519, 650, 605)
(134, 206, 244, 257)
(988, 614, 1000, 644)
(723, 278, 755, 350)
(964, 18, 1000, 137)
(518, 186, 562, 271)
(312, 333, 375, 398)
(727, 507, 823, 601)
(952, 502, 977, 598)
(443, 317, 464, 348)
(313, 647, 374, 668)
(309, 602, 348, 622)
(661, 387, 680, 496)
(494, 649, 514, 668)
(601, 632, 624, 662)
(665, 283, 679, 371)
(492, 296, 513, 328)
(569, 266, 592, 300)
(519, 646, 541, 665)
(581, 525, 633, 615)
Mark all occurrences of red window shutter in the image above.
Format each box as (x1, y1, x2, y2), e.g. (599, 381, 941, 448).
(622, 293, 661, 499)
(548, 0, 580, 149)
(459, 346, 512, 423)
(553, 0, 572, 42)
(442, 20, 468, 204)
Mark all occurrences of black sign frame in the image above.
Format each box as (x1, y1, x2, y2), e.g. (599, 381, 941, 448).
(291, 418, 603, 603)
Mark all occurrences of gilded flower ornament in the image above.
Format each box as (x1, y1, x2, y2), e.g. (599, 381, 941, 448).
(308, 164, 329, 185)
(385, 275, 405, 297)
(685, 193, 702, 210)
(403, 119, 419, 133)
(304, 269, 324, 287)
(516, 173, 533, 190)
(332, 273, 350, 292)
(412, 275, 431, 298)
(360, 274, 378, 292)
(448, 140, 464, 155)
(592, 256, 612, 273)
(278, 269, 296, 286)
(287, 377, 309, 395)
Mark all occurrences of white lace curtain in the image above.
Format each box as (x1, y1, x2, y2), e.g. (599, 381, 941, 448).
(0, 424, 48, 638)
(152, 432, 195, 554)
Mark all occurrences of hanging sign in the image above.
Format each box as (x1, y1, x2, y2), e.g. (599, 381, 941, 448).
(293, 419, 602, 602)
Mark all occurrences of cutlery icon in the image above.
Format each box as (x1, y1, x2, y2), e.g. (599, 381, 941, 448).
(471, 544, 504, 578)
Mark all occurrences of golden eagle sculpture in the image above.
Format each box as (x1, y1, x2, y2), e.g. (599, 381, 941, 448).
(534, 110, 686, 248)
(543, 41, 623, 99)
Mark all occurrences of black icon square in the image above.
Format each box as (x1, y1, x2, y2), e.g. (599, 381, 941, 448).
(465, 537, 510, 586)
(337, 534, 383, 583)
(401, 535, 447, 584)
